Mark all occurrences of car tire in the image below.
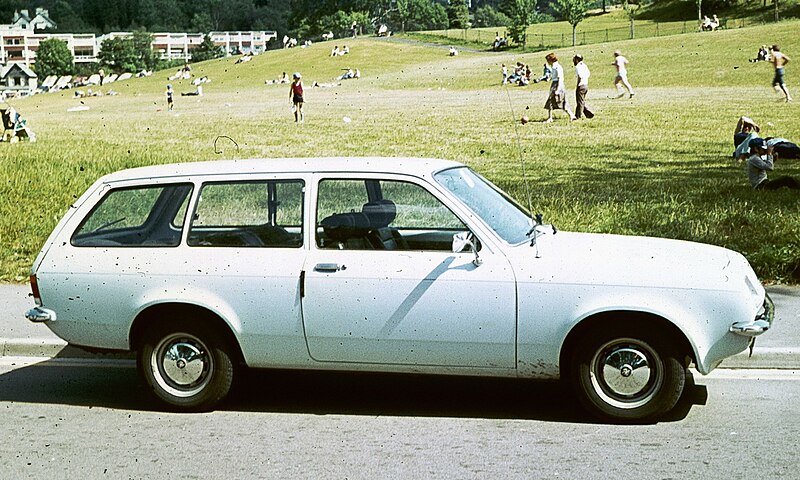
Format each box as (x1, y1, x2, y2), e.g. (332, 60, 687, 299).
(137, 319, 234, 412)
(571, 326, 686, 422)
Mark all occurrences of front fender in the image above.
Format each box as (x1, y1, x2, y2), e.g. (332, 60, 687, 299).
(517, 283, 752, 377)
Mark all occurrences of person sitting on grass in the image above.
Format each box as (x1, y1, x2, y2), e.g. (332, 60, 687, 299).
(750, 45, 770, 63)
(532, 63, 553, 84)
(746, 137, 800, 190)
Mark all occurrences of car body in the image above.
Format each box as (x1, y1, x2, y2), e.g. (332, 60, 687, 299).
(25, 157, 773, 421)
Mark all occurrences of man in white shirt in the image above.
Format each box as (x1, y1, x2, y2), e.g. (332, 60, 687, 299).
(573, 54, 594, 119)
(612, 50, 635, 98)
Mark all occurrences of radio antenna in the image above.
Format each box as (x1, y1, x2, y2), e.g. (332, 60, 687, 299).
(504, 84, 535, 219)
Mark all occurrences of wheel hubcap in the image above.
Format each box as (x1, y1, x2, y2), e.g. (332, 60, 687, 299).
(589, 338, 663, 409)
(163, 342, 206, 386)
(601, 347, 651, 396)
(151, 333, 213, 398)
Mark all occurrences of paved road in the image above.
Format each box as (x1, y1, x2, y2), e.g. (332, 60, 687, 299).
(2, 283, 798, 366)
(0, 358, 798, 479)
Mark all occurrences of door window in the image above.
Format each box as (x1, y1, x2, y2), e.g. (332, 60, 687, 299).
(188, 180, 303, 248)
(316, 179, 466, 251)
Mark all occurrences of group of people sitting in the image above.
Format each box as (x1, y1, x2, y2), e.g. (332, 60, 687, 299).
(337, 68, 360, 81)
(701, 14, 722, 31)
(750, 45, 772, 63)
(501, 62, 552, 87)
(502, 62, 532, 86)
(492, 34, 508, 50)
(330, 45, 350, 56)
(282, 35, 298, 48)
(734, 116, 800, 190)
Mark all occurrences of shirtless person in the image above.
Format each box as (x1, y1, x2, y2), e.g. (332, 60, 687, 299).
(770, 45, 792, 102)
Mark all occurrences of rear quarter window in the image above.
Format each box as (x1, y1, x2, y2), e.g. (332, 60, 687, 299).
(71, 184, 193, 247)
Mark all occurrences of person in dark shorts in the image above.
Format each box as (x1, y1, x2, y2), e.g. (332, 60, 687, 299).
(165, 84, 174, 111)
(289, 72, 304, 123)
(770, 45, 792, 102)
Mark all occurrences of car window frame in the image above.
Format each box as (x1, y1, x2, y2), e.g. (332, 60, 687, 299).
(70, 182, 194, 248)
(312, 174, 479, 253)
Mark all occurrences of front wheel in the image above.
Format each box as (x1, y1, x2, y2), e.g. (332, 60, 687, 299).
(571, 329, 685, 422)
(137, 320, 234, 412)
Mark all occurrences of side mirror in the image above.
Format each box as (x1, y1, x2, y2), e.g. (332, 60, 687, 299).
(452, 231, 482, 266)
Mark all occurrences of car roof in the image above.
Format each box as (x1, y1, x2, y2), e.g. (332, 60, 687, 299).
(98, 157, 466, 183)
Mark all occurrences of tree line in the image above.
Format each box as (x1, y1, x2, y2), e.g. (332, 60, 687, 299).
(3, 1, 742, 40)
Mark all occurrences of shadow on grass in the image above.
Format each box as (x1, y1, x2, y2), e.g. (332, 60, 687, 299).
(0, 359, 707, 424)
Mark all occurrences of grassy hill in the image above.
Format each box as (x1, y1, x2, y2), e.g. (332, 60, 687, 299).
(1, 19, 799, 282)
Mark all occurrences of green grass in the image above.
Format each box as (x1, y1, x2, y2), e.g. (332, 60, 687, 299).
(1, 19, 799, 283)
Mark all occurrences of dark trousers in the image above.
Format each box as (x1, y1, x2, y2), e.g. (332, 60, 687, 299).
(756, 176, 800, 190)
(773, 141, 800, 159)
(575, 85, 594, 119)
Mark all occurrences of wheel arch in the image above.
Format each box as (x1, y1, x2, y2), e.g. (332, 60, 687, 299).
(129, 302, 245, 365)
(559, 310, 694, 380)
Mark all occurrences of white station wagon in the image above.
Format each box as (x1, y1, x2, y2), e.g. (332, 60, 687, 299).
(25, 157, 772, 421)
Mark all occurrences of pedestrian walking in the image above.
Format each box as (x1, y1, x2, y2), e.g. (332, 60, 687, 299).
(289, 72, 304, 123)
(573, 54, 594, 119)
(770, 45, 792, 102)
(165, 84, 174, 111)
(612, 50, 635, 98)
(543, 52, 576, 123)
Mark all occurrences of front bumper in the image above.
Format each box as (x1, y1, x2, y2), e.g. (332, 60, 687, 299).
(730, 293, 774, 337)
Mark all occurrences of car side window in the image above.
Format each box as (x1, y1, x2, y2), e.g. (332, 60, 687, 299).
(71, 184, 193, 247)
(188, 180, 303, 248)
(316, 179, 467, 251)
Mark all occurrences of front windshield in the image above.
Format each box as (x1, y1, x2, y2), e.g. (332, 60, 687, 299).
(434, 167, 532, 244)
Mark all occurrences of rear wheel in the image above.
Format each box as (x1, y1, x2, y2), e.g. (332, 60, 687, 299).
(137, 319, 234, 412)
(571, 327, 685, 422)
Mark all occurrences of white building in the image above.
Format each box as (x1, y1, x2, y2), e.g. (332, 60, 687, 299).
(0, 62, 37, 96)
(12, 8, 57, 31)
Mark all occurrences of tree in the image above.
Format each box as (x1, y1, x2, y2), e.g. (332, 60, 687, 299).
(551, 0, 587, 46)
(97, 31, 155, 73)
(500, 0, 536, 48)
(98, 36, 140, 73)
(131, 30, 156, 71)
(622, 0, 640, 39)
(473, 5, 511, 27)
(34, 38, 74, 78)
(447, 0, 471, 29)
(391, 0, 448, 32)
(191, 34, 224, 62)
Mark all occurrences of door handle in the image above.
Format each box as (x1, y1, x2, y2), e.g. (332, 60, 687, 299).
(314, 263, 346, 273)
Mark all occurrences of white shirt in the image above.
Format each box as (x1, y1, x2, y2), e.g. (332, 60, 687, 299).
(551, 62, 564, 90)
(614, 55, 628, 76)
(575, 62, 590, 87)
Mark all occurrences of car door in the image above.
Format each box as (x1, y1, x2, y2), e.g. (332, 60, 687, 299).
(301, 176, 517, 368)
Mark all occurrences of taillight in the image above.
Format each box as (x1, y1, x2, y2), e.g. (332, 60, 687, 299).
(30, 274, 42, 306)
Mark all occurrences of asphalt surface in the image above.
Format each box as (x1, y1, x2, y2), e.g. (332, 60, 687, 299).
(2, 283, 798, 367)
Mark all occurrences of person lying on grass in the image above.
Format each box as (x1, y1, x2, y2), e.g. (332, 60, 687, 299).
(734, 116, 800, 161)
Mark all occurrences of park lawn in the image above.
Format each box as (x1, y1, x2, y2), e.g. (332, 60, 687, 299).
(0, 19, 798, 283)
